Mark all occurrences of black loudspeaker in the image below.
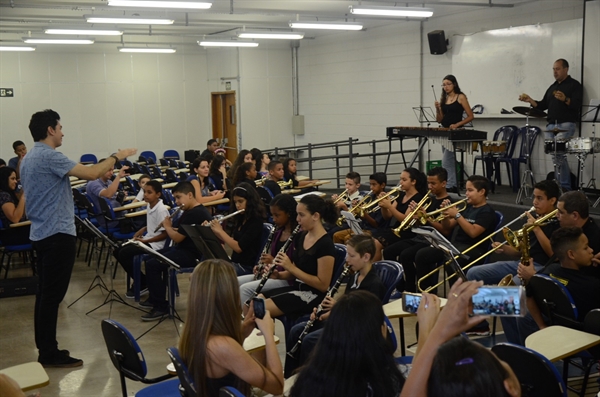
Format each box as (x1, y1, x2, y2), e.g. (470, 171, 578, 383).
(428, 30, 447, 55)
(184, 150, 200, 163)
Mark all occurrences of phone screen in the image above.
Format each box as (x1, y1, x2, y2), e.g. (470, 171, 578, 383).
(471, 286, 526, 317)
(402, 292, 422, 314)
(253, 297, 266, 319)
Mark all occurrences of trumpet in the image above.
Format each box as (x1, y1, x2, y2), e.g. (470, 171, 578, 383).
(417, 206, 539, 293)
(361, 186, 403, 213)
(392, 190, 432, 237)
(255, 176, 268, 186)
(278, 179, 294, 189)
(332, 189, 349, 205)
(287, 264, 351, 358)
(421, 199, 468, 223)
(335, 191, 373, 226)
(154, 205, 184, 232)
(204, 209, 245, 225)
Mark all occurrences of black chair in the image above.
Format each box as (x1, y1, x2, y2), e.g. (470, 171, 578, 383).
(100, 319, 178, 397)
(492, 342, 567, 397)
(166, 347, 196, 397)
(496, 126, 541, 192)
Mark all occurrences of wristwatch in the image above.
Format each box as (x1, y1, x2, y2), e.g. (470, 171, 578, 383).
(110, 155, 120, 164)
(454, 213, 462, 220)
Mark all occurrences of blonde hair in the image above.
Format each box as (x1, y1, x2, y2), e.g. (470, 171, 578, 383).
(178, 260, 250, 395)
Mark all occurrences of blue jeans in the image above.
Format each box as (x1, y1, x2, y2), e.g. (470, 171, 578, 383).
(545, 122, 576, 190)
(442, 146, 457, 188)
(467, 260, 544, 285)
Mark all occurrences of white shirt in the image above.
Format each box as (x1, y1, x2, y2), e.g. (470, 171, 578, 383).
(145, 199, 170, 250)
(135, 189, 144, 202)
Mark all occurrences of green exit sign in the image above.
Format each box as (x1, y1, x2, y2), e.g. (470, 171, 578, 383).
(0, 88, 14, 97)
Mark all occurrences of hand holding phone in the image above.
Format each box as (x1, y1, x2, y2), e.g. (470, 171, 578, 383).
(402, 292, 422, 314)
(253, 297, 266, 320)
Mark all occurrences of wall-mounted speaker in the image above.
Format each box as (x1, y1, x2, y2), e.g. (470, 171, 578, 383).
(427, 30, 448, 55)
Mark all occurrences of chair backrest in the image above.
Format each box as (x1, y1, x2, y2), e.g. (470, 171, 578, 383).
(166, 347, 196, 397)
(163, 150, 180, 160)
(491, 342, 567, 397)
(80, 153, 98, 164)
(101, 319, 148, 381)
(82, 192, 100, 216)
(384, 315, 397, 353)
(130, 163, 142, 175)
(331, 243, 348, 287)
(529, 274, 581, 329)
(372, 260, 404, 304)
(165, 169, 179, 183)
(584, 308, 600, 335)
(219, 386, 245, 397)
(517, 126, 542, 159)
(494, 211, 504, 231)
(140, 164, 152, 175)
(123, 176, 138, 194)
(150, 166, 164, 179)
(140, 151, 157, 162)
(162, 189, 175, 208)
(99, 197, 118, 221)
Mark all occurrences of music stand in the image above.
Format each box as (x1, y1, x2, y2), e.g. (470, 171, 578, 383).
(412, 106, 436, 126)
(68, 217, 146, 316)
(180, 224, 231, 261)
(581, 100, 600, 206)
(340, 210, 363, 236)
(413, 226, 470, 283)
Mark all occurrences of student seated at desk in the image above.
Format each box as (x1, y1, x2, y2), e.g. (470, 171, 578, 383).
(289, 290, 403, 397)
(187, 157, 226, 205)
(283, 158, 315, 188)
(227, 149, 253, 181)
(179, 259, 284, 397)
(86, 160, 130, 228)
(232, 162, 257, 190)
(284, 235, 386, 377)
(113, 180, 169, 298)
(0, 167, 28, 245)
(262, 160, 284, 197)
(132, 174, 151, 202)
(140, 181, 211, 321)
(208, 154, 231, 194)
(502, 226, 600, 345)
(207, 183, 266, 276)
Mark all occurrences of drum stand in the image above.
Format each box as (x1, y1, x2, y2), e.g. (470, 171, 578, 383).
(550, 130, 565, 195)
(581, 103, 600, 207)
(516, 113, 536, 205)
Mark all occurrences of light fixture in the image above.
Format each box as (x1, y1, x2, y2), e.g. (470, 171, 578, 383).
(45, 28, 123, 36)
(198, 40, 259, 47)
(85, 15, 174, 24)
(349, 6, 433, 18)
(0, 45, 36, 51)
(237, 31, 304, 40)
(289, 21, 363, 31)
(23, 37, 94, 44)
(118, 47, 176, 53)
(108, 0, 211, 9)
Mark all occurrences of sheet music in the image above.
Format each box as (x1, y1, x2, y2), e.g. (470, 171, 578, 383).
(122, 240, 181, 269)
(582, 99, 600, 122)
(340, 210, 363, 235)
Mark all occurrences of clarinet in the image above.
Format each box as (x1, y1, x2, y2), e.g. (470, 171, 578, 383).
(254, 227, 278, 281)
(287, 264, 351, 358)
(244, 225, 301, 307)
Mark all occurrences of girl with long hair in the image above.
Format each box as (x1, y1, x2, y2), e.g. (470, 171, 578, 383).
(262, 195, 336, 317)
(208, 154, 231, 193)
(232, 162, 257, 189)
(282, 158, 314, 188)
(435, 74, 475, 192)
(0, 167, 28, 245)
(239, 194, 299, 309)
(258, 153, 271, 178)
(208, 183, 266, 276)
(178, 260, 284, 397)
(227, 149, 253, 180)
(187, 157, 226, 205)
(289, 290, 404, 397)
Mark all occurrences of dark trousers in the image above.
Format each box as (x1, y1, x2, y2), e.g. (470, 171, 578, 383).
(33, 233, 77, 358)
(114, 244, 147, 288)
(383, 240, 429, 293)
(284, 320, 324, 378)
(146, 247, 197, 310)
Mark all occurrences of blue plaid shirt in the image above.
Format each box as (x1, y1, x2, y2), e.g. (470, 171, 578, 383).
(20, 142, 77, 241)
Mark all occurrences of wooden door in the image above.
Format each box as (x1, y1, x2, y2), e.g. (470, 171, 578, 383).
(211, 91, 237, 164)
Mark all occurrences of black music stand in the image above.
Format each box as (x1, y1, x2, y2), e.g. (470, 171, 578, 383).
(412, 106, 436, 126)
(581, 100, 600, 206)
(68, 217, 146, 317)
(180, 224, 231, 261)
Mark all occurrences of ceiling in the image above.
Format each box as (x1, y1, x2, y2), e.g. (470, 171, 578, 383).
(0, 0, 533, 53)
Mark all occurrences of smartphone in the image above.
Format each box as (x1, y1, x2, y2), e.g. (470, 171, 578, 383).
(471, 286, 526, 317)
(402, 292, 422, 314)
(252, 297, 266, 320)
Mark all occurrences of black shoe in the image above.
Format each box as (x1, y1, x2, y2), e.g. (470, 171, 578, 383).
(125, 287, 149, 299)
(139, 298, 153, 308)
(38, 351, 83, 368)
(141, 308, 169, 321)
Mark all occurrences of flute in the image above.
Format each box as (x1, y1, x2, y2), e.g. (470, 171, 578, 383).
(153, 205, 184, 232)
(244, 225, 301, 307)
(203, 209, 245, 225)
(287, 264, 351, 358)
(254, 227, 278, 281)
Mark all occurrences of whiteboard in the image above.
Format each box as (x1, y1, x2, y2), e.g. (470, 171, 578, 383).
(452, 19, 583, 115)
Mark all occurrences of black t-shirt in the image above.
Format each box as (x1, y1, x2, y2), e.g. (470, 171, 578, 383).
(441, 100, 464, 128)
(582, 218, 600, 279)
(453, 203, 496, 247)
(292, 232, 336, 292)
(174, 205, 212, 257)
(529, 263, 600, 322)
(346, 270, 386, 301)
(536, 75, 583, 124)
(263, 180, 282, 197)
(528, 218, 560, 265)
(389, 191, 424, 228)
(230, 217, 264, 271)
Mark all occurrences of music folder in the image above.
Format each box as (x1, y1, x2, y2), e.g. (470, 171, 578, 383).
(340, 210, 363, 235)
(122, 240, 180, 269)
(412, 226, 469, 281)
(180, 224, 231, 261)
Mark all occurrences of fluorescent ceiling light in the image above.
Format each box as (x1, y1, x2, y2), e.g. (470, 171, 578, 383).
(349, 6, 433, 18)
(85, 15, 174, 24)
(23, 37, 94, 44)
(108, 0, 211, 9)
(289, 21, 363, 31)
(199, 40, 259, 47)
(237, 31, 304, 40)
(118, 47, 176, 53)
(45, 28, 123, 36)
(0, 46, 36, 51)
